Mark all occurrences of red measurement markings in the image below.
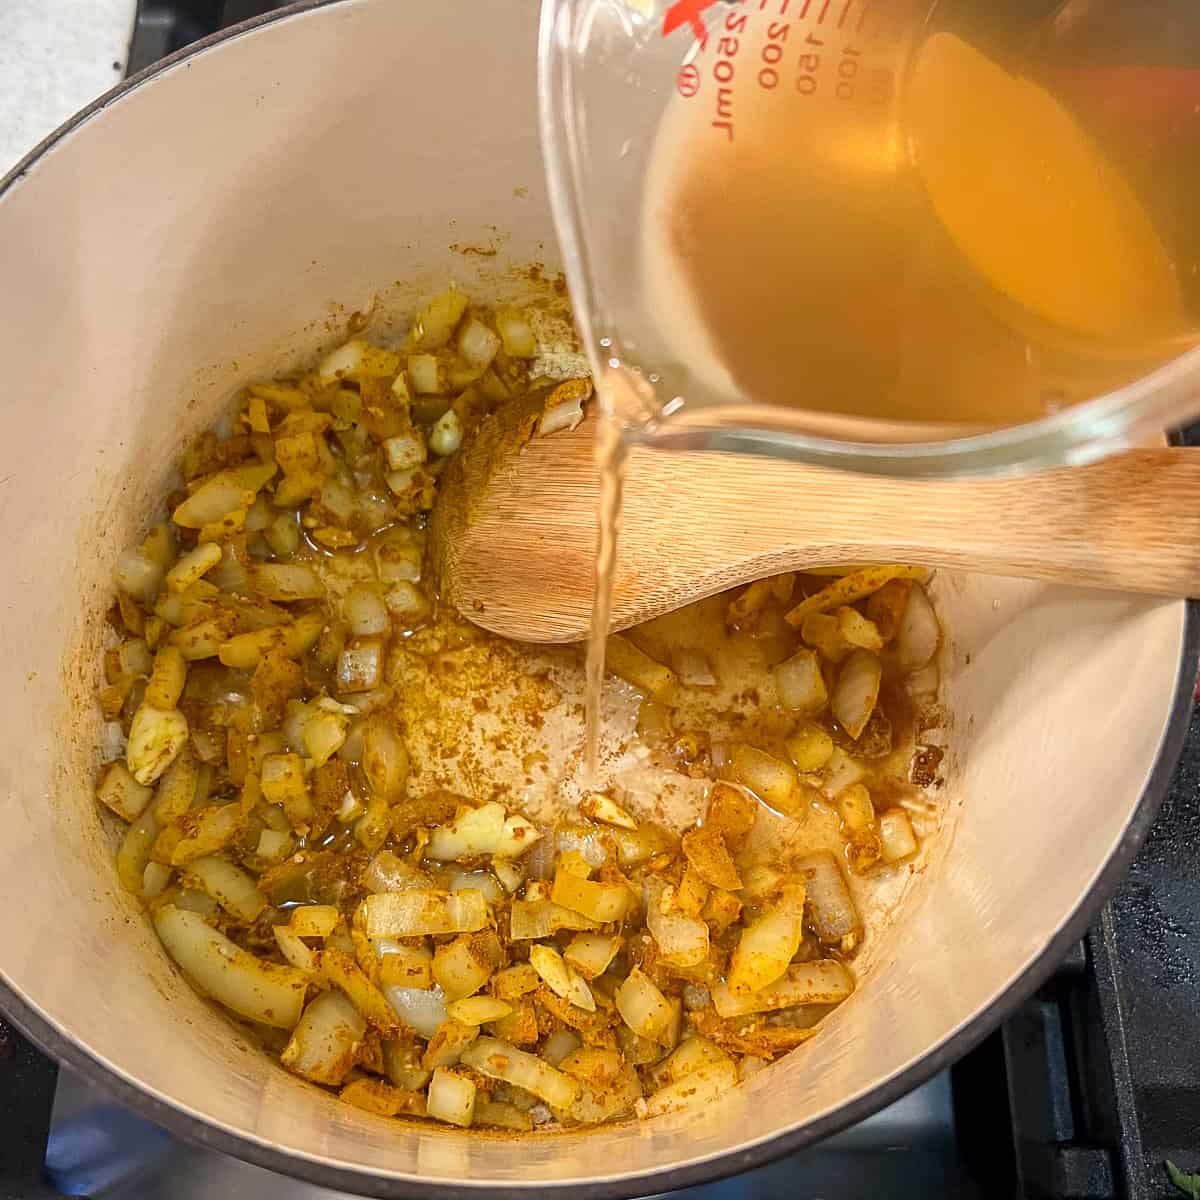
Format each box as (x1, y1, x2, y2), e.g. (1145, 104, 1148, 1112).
(836, 0, 853, 28)
(816, 0, 832, 23)
(677, 62, 701, 96)
(709, 5, 747, 139)
(855, 2, 872, 32)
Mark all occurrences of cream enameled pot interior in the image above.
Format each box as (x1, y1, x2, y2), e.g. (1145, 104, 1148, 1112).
(0, 0, 1189, 1194)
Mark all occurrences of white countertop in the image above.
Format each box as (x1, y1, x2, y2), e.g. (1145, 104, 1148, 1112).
(1, 0, 138, 174)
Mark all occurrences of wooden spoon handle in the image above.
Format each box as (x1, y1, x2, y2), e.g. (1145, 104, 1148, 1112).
(440, 417, 1200, 642)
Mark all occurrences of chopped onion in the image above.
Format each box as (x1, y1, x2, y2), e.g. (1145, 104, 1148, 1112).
(144, 646, 187, 711)
(141, 862, 172, 899)
(680, 827, 741, 891)
(607, 823, 674, 868)
(579, 793, 638, 830)
(879, 808, 919, 863)
(794, 852, 861, 943)
(152, 748, 198, 823)
(382, 431, 427, 472)
(154, 905, 306, 1029)
(493, 859, 524, 893)
(174, 888, 219, 916)
(172, 463, 276, 529)
(432, 934, 496, 1001)
(865, 578, 913, 642)
(289, 905, 339, 938)
(274, 925, 319, 977)
(183, 856, 266, 923)
(495, 306, 537, 358)
(317, 339, 400, 383)
(161, 801, 244, 866)
(895, 582, 940, 672)
(256, 828, 293, 863)
(615, 968, 673, 1044)
(510, 897, 599, 940)
(342, 585, 390, 636)
(340, 1077, 426, 1117)
(383, 581, 431, 626)
(165, 543, 223, 593)
(652, 1036, 731, 1088)
(249, 563, 325, 602)
(259, 753, 312, 829)
(644, 1060, 738, 1119)
(448, 870, 504, 905)
(97, 761, 154, 822)
(114, 547, 165, 602)
(407, 353, 444, 395)
(126, 705, 189, 786)
(822, 747, 865, 797)
(301, 708, 349, 768)
(460, 1037, 580, 1110)
(530, 944, 595, 1012)
(280, 990, 365, 1085)
(836, 782, 875, 836)
(374, 531, 422, 583)
(699, 788, 755, 857)
(362, 889, 488, 938)
(729, 744, 800, 815)
(538, 395, 585, 436)
(543, 1029, 583, 1067)
(116, 807, 159, 894)
(773, 648, 828, 714)
(429, 409, 463, 457)
(426, 801, 507, 860)
(383, 984, 448, 1039)
(447, 996, 513, 1026)
(474, 1100, 533, 1132)
(489, 966, 539, 1004)
(617, 1025, 666, 1066)
(553, 826, 609, 868)
(644, 879, 710, 968)
(320, 948, 404, 1037)
(784, 724, 834, 772)
(363, 850, 432, 894)
(606, 634, 676, 701)
(336, 641, 383, 694)
(551, 868, 634, 924)
(360, 714, 408, 800)
(712, 960, 855, 1018)
(559, 1047, 644, 1125)
(427, 1067, 477, 1127)
(564, 933, 622, 981)
(405, 288, 469, 352)
(727, 882, 806, 995)
(382, 1038, 432, 1091)
(836, 606, 884, 651)
(785, 565, 925, 626)
(456, 317, 501, 369)
(831, 650, 882, 741)
(378, 941, 434, 990)
(800, 612, 853, 663)
(422, 1019, 480, 1069)
(907, 662, 940, 700)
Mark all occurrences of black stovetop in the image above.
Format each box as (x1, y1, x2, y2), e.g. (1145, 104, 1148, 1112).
(3, 4, 1198, 1197)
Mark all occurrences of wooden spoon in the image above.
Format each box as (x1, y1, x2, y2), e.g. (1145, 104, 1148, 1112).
(430, 390, 1200, 644)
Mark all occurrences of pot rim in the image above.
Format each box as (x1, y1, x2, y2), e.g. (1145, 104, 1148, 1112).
(2, 3, 1196, 1195)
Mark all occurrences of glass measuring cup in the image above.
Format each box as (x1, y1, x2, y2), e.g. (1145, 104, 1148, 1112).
(539, 0, 1200, 475)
